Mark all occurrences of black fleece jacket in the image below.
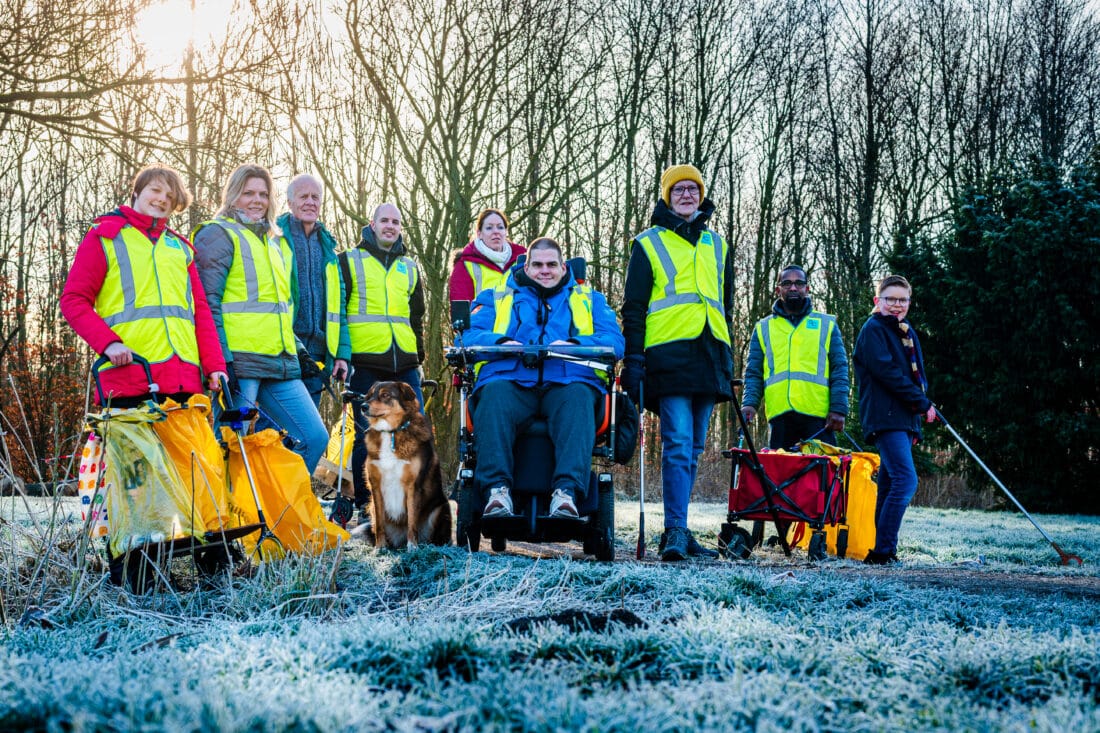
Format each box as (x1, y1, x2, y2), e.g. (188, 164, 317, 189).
(620, 199, 736, 410)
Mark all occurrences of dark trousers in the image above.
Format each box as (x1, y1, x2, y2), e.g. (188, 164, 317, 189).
(768, 412, 835, 450)
(350, 366, 423, 507)
(473, 380, 598, 498)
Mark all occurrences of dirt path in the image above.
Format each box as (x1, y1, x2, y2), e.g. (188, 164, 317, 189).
(495, 540, 1100, 600)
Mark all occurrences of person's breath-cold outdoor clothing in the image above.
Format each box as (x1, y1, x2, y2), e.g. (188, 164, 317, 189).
(276, 212, 351, 371)
(448, 239, 526, 304)
(466, 264, 625, 393)
(854, 312, 931, 443)
(620, 198, 735, 411)
(741, 296, 849, 419)
(192, 216, 301, 381)
(61, 205, 226, 402)
(338, 226, 425, 375)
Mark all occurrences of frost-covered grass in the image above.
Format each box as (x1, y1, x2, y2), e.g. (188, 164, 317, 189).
(2, 496, 1098, 732)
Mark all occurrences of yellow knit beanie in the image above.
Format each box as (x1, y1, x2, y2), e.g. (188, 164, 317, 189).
(660, 164, 705, 205)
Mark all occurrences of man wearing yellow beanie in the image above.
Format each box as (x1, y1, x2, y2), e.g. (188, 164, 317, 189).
(621, 163, 735, 561)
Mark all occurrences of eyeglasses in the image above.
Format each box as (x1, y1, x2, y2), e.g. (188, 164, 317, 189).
(778, 279, 808, 288)
(670, 184, 699, 196)
(881, 296, 910, 306)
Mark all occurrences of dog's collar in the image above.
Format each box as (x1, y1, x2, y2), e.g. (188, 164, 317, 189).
(375, 419, 411, 449)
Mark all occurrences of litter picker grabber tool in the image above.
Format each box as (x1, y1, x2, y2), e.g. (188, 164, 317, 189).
(328, 381, 359, 528)
(935, 407, 1083, 566)
(636, 379, 646, 560)
(218, 376, 284, 562)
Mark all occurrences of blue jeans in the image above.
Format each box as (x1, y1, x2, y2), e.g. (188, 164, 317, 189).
(872, 430, 919, 555)
(349, 367, 423, 507)
(659, 394, 715, 529)
(234, 377, 329, 474)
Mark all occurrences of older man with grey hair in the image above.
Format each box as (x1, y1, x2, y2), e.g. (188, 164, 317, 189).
(275, 174, 351, 407)
(334, 202, 426, 528)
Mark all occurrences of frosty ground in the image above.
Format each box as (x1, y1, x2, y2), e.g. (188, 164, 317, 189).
(1, 497, 1097, 732)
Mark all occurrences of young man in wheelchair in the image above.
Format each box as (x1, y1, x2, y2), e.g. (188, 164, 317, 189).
(465, 237, 624, 519)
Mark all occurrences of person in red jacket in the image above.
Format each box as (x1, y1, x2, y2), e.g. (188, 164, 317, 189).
(447, 209, 526, 306)
(60, 164, 227, 406)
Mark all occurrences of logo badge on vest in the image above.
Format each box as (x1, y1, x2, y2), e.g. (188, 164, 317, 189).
(807, 318, 820, 330)
(396, 261, 407, 274)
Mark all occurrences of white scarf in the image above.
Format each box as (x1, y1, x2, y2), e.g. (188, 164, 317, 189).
(474, 238, 511, 268)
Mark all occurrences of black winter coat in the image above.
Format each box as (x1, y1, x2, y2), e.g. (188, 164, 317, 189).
(853, 313, 932, 443)
(621, 199, 735, 411)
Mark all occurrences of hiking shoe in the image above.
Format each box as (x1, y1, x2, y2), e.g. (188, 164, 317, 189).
(329, 497, 354, 529)
(483, 486, 514, 517)
(549, 488, 579, 518)
(686, 531, 719, 559)
(660, 527, 690, 561)
(864, 550, 898, 565)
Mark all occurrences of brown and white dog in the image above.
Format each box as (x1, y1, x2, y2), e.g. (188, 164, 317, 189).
(358, 381, 451, 549)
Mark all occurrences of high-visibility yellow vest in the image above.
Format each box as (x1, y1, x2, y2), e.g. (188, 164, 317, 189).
(756, 312, 835, 418)
(95, 226, 200, 372)
(279, 234, 343, 360)
(489, 283, 595, 336)
(464, 260, 509, 299)
(345, 249, 418, 355)
(194, 219, 296, 358)
(636, 226, 730, 348)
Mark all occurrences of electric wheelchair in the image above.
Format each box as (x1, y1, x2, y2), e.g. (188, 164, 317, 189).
(445, 303, 626, 561)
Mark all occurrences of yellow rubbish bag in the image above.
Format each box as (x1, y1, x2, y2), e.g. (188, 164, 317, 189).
(323, 405, 355, 471)
(791, 440, 880, 560)
(153, 395, 230, 536)
(86, 404, 203, 558)
(222, 428, 350, 560)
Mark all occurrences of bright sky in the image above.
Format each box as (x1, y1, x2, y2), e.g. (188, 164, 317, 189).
(133, 0, 235, 69)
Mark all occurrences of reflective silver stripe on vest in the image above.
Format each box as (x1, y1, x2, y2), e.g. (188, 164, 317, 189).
(471, 264, 484, 295)
(352, 314, 412, 325)
(221, 301, 289, 314)
(348, 251, 370, 323)
(760, 314, 832, 387)
(221, 221, 262, 303)
(101, 233, 195, 327)
(643, 228, 723, 315)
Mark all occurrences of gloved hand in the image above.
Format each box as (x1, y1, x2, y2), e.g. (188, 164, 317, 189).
(298, 349, 323, 380)
(218, 366, 241, 410)
(620, 355, 645, 405)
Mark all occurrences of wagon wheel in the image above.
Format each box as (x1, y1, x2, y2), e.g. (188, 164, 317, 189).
(808, 532, 827, 561)
(718, 524, 752, 560)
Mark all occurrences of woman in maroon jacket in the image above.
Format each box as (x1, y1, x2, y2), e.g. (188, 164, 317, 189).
(447, 209, 526, 306)
(61, 165, 227, 405)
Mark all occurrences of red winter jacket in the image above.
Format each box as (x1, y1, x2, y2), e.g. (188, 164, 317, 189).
(60, 206, 226, 403)
(447, 240, 526, 303)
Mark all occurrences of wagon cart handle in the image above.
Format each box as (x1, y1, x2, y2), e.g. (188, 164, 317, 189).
(91, 353, 158, 405)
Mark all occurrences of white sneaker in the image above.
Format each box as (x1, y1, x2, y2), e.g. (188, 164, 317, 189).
(483, 487, 513, 517)
(549, 488, 578, 518)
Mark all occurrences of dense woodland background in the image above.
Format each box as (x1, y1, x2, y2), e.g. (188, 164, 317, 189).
(0, 0, 1096, 511)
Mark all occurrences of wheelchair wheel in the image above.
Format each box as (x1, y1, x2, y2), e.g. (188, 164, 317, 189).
(455, 480, 482, 552)
(585, 479, 620, 559)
